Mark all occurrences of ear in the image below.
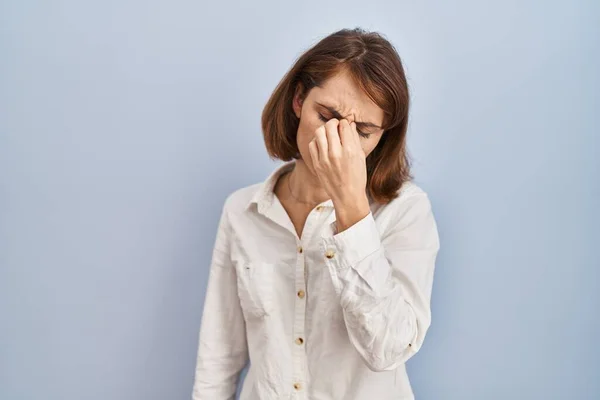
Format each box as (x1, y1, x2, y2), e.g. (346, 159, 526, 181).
(292, 83, 305, 119)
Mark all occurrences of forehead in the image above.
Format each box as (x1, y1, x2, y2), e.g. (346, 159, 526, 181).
(310, 70, 384, 125)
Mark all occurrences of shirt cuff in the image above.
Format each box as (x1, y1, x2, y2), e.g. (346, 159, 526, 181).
(321, 211, 382, 271)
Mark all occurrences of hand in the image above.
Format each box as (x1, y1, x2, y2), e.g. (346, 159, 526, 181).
(308, 118, 370, 231)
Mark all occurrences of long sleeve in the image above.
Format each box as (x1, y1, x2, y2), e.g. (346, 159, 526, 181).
(320, 192, 440, 372)
(192, 200, 249, 399)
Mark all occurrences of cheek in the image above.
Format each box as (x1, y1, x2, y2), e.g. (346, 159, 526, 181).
(362, 144, 372, 157)
(362, 138, 380, 156)
(297, 116, 320, 147)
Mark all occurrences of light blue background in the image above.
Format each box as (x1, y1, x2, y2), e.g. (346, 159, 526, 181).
(1, 1, 598, 399)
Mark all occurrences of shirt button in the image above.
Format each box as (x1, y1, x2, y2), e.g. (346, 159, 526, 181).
(295, 337, 304, 345)
(316, 205, 324, 211)
(297, 246, 303, 254)
(293, 382, 302, 390)
(325, 249, 336, 259)
(297, 289, 305, 299)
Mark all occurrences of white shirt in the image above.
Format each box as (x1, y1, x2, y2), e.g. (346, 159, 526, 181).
(192, 160, 440, 400)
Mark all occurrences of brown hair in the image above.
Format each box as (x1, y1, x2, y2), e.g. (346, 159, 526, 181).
(261, 27, 412, 205)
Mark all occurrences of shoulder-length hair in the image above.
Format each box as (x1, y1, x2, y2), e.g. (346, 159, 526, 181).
(261, 27, 412, 205)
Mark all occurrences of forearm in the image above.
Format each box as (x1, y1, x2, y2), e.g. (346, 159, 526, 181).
(323, 194, 439, 371)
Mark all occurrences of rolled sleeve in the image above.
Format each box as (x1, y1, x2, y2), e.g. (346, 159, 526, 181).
(332, 212, 381, 265)
(320, 211, 391, 294)
(318, 192, 440, 371)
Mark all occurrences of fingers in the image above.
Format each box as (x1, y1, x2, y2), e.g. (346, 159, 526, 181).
(308, 138, 319, 168)
(325, 119, 342, 160)
(338, 119, 357, 148)
(312, 124, 328, 163)
(312, 118, 359, 166)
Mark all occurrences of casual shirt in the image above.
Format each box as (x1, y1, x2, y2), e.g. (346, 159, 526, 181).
(192, 160, 440, 400)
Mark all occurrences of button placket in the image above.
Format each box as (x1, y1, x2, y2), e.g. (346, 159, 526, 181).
(291, 209, 325, 395)
(293, 238, 307, 396)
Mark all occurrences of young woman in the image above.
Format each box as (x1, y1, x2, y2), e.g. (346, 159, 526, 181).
(192, 28, 440, 400)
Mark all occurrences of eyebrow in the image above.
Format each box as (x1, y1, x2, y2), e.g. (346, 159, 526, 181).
(315, 102, 382, 129)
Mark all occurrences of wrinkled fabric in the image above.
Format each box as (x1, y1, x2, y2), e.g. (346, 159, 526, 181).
(192, 160, 440, 400)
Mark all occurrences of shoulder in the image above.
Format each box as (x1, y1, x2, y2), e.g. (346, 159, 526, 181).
(384, 180, 433, 211)
(375, 180, 440, 249)
(374, 180, 437, 232)
(221, 181, 263, 214)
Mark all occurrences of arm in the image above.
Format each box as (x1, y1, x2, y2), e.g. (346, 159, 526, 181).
(192, 199, 248, 399)
(322, 192, 440, 371)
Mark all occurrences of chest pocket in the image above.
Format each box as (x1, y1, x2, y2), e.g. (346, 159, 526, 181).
(236, 262, 274, 319)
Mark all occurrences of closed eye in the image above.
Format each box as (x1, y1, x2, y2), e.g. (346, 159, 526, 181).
(317, 114, 371, 139)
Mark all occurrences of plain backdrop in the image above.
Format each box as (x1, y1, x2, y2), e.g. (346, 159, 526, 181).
(1, 1, 598, 399)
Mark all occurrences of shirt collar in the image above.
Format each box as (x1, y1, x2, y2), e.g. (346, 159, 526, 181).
(246, 159, 375, 215)
(246, 160, 335, 213)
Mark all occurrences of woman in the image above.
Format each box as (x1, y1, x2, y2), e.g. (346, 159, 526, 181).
(192, 28, 440, 400)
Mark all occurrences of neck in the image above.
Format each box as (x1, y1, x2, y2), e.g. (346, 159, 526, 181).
(287, 159, 331, 205)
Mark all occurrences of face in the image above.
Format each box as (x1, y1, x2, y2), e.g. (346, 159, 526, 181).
(292, 69, 386, 175)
